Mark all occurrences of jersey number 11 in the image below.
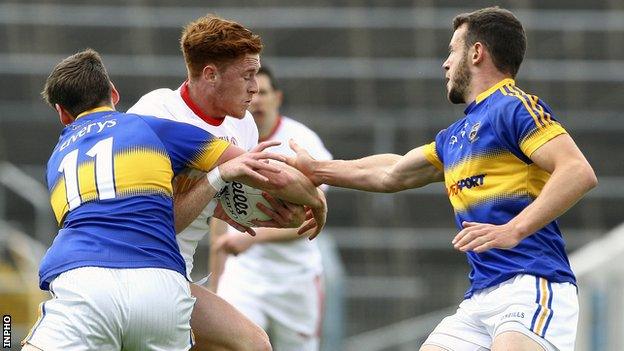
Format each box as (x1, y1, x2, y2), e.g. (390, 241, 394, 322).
(58, 137, 116, 210)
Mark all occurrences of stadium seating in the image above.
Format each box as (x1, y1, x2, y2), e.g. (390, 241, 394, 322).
(0, 1, 622, 343)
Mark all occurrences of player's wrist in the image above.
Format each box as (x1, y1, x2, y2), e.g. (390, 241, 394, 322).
(207, 167, 226, 193)
(507, 220, 531, 241)
(308, 159, 326, 186)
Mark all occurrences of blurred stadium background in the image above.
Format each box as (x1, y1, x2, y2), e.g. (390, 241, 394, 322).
(1, 1, 623, 350)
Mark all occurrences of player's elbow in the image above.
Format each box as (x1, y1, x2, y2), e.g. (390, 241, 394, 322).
(570, 160, 598, 193)
(380, 175, 406, 193)
(582, 164, 598, 191)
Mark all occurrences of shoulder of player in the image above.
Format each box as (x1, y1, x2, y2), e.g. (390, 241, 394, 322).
(135, 88, 177, 104)
(279, 116, 320, 136)
(490, 84, 550, 113)
(128, 88, 177, 114)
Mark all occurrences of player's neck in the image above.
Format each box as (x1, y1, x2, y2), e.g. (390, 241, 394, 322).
(466, 71, 510, 103)
(186, 80, 226, 119)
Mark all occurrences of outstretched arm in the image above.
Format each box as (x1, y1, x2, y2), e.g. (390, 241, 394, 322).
(453, 134, 598, 253)
(287, 140, 444, 192)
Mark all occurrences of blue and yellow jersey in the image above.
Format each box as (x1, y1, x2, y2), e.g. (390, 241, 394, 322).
(40, 107, 229, 290)
(422, 79, 574, 297)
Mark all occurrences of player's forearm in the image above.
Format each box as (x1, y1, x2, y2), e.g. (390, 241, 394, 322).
(253, 227, 304, 242)
(507, 161, 597, 240)
(313, 154, 403, 192)
(174, 176, 217, 233)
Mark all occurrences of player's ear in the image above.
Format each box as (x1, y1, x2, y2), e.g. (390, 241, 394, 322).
(472, 42, 485, 65)
(275, 90, 284, 108)
(55, 104, 74, 126)
(202, 64, 219, 84)
(110, 83, 120, 106)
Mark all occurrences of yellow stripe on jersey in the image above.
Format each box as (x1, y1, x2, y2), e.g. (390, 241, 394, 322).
(77, 160, 97, 203)
(509, 86, 553, 127)
(422, 142, 443, 171)
(50, 147, 175, 224)
(500, 86, 545, 128)
(75, 106, 114, 120)
(529, 95, 552, 124)
(114, 147, 174, 198)
(501, 84, 559, 130)
(445, 150, 550, 212)
(50, 178, 68, 223)
(520, 122, 567, 157)
(188, 139, 230, 172)
(498, 83, 568, 156)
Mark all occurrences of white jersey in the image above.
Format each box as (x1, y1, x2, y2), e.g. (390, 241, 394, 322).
(225, 116, 332, 279)
(128, 84, 258, 278)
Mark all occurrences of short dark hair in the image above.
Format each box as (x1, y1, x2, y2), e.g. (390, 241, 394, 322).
(453, 7, 526, 78)
(42, 49, 112, 117)
(258, 66, 278, 90)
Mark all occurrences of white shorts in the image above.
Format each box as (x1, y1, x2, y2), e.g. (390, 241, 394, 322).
(423, 274, 578, 351)
(23, 267, 196, 351)
(217, 264, 323, 351)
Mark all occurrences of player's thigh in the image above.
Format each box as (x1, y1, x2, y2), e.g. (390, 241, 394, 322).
(189, 284, 271, 351)
(123, 268, 196, 351)
(486, 275, 577, 351)
(492, 330, 547, 351)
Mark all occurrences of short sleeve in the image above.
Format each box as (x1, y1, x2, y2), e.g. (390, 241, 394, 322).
(422, 129, 447, 171)
(138, 115, 230, 174)
(491, 95, 567, 161)
(423, 142, 443, 171)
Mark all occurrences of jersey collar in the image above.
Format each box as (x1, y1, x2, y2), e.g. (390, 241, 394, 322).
(475, 78, 515, 104)
(75, 106, 114, 120)
(179, 81, 225, 126)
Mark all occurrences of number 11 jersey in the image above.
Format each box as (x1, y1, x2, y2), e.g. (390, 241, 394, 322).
(40, 107, 229, 290)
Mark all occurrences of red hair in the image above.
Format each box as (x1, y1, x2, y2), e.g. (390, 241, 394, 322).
(180, 15, 263, 77)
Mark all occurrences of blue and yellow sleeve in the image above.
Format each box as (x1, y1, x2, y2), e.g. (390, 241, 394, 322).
(422, 129, 447, 171)
(423, 142, 443, 171)
(139, 116, 230, 174)
(492, 90, 567, 159)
